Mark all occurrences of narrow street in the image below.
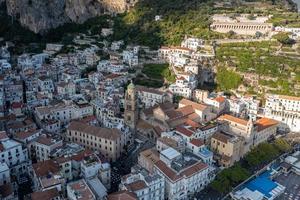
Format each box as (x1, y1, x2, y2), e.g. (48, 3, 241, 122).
(110, 136, 155, 192)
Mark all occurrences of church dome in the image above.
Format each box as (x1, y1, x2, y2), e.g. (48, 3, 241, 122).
(127, 81, 135, 90)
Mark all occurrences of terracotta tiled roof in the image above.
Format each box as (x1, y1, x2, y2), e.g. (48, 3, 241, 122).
(155, 160, 208, 182)
(11, 102, 23, 109)
(15, 129, 39, 140)
(136, 85, 164, 95)
(218, 114, 248, 126)
(158, 102, 176, 111)
(36, 135, 56, 146)
(153, 126, 163, 137)
(105, 73, 121, 79)
(181, 162, 208, 177)
(0, 143, 4, 152)
(214, 96, 226, 103)
(0, 184, 13, 198)
(256, 117, 278, 132)
(169, 46, 192, 51)
(68, 179, 94, 200)
(0, 131, 8, 140)
(199, 123, 217, 131)
(190, 138, 204, 147)
(68, 121, 121, 141)
(179, 99, 208, 111)
(137, 119, 154, 130)
(155, 160, 181, 181)
(108, 190, 137, 200)
(55, 156, 72, 164)
(187, 112, 199, 121)
(277, 95, 300, 101)
(177, 76, 186, 81)
(71, 149, 94, 162)
(165, 110, 182, 119)
(158, 137, 178, 149)
(126, 180, 147, 191)
(31, 188, 59, 200)
(212, 132, 233, 144)
(177, 105, 194, 116)
(139, 149, 160, 164)
(176, 126, 194, 137)
(185, 119, 200, 128)
(33, 160, 60, 177)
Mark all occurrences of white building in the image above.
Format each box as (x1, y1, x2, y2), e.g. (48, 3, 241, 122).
(264, 94, 300, 132)
(274, 26, 300, 39)
(0, 132, 30, 179)
(153, 148, 212, 200)
(241, 96, 260, 120)
(184, 63, 199, 75)
(32, 160, 65, 192)
(169, 77, 196, 99)
(169, 53, 190, 67)
(187, 138, 213, 165)
(44, 43, 63, 54)
(0, 46, 10, 59)
(67, 179, 96, 200)
(0, 162, 10, 185)
(18, 53, 49, 69)
(228, 99, 246, 115)
(158, 46, 192, 61)
(35, 101, 93, 128)
(210, 14, 273, 35)
(181, 37, 204, 51)
(37, 76, 55, 93)
(33, 135, 63, 161)
(97, 60, 127, 74)
(111, 41, 124, 51)
(56, 82, 76, 97)
(136, 86, 173, 108)
(123, 50, 138, 67)
(87, 177, 108, 200)
(204, 96, 227, 115)
(0, 59, 11, 72)
(193, 123, 218, 142)
(80, 154, 102, 179)
(120, 167, 165, 200)
(32, 53, 49, 67)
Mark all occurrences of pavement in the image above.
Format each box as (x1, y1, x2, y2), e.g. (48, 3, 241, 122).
(193, 187, 222, 200)
(109, 136, 155, 193)
(275, 172, 300, 200)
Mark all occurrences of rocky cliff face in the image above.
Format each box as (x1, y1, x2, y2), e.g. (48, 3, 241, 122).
(5, 0, 137, 33)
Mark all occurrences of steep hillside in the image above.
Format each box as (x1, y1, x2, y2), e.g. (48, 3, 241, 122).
(4, 0, 136, 33)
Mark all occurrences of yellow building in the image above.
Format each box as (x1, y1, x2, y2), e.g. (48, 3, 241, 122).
(66, 121, 126, 162)
(211, 131, 243, 167)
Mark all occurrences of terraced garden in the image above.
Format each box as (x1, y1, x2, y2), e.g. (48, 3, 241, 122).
(216, 41, 300, 96)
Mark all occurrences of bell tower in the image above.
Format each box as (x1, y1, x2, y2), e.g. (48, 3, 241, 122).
(124, 81, 138, 131)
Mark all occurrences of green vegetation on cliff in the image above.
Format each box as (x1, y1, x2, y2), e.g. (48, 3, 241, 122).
(216, 67, 242, 91)
(142, 63, 176, 83)
(216, 41, 300, 95)
(112, 0, 226, 48)
(211, 139, 292, 194)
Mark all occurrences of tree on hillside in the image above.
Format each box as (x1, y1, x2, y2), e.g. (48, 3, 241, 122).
(255, 31, 263, 38)
(273, 32, 295, 45)
(216, 67, 242, 91)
